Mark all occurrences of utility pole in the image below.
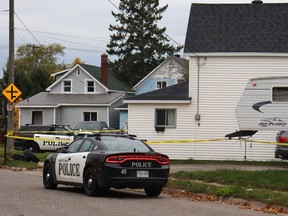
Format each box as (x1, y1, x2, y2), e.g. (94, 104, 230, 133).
(7, 0, 15, 157)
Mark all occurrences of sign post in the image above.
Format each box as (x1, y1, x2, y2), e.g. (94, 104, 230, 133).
(2, 83, 22, 164)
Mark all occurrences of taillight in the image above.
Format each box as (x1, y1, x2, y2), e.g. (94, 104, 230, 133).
(105, 155, 169, 165)
(279, 137, 288, 143)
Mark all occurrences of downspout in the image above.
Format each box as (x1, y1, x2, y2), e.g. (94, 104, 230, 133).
(195, 56, 207, 126)
(195, 56, 201, 124)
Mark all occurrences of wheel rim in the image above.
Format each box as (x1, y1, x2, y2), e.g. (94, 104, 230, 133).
(45, 171, 50, 183)
(87, 174, 93, 189)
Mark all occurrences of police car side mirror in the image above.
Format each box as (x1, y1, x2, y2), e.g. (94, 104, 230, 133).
(56, 147, 66, 153)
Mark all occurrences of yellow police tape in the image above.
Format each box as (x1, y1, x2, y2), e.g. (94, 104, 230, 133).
(5, 130, 288, 146)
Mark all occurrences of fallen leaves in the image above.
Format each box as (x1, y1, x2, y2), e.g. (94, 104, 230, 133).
(163, 188, 288, 214)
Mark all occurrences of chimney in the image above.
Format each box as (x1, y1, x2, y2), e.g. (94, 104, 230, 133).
(101, 53, 108, 85)
(252, 0, 263, 3)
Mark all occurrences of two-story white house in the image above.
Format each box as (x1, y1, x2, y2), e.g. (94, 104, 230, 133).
(124, 1, 288, 161)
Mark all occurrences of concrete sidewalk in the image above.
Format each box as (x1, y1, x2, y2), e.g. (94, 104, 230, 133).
(170, 163, 288, 173)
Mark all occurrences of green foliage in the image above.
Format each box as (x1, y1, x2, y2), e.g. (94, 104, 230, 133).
(215, 185, 240, 198)
(107, 0, 182, 86)
(2, 43, 66, 99)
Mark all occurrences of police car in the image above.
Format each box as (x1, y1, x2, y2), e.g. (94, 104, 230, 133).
(43, 134, 170, 197)
(14, 124, 75, 152)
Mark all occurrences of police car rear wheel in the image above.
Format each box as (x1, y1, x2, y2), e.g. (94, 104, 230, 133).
(83, 167, 100, 196)
(144, 186, 162, 197)
(43, 163, 58, 189)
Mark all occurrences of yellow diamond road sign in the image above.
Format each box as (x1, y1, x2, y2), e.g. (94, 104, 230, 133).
(2, 83, 22, 103)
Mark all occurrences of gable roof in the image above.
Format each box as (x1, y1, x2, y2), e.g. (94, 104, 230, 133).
(124, 82, 191, 103)
(184, 3, 288, 53)
(48, 64, 130, 92)
(132, 55, 188, 90)
(17, 91, 125, 108)
(80, 64, 130, 91)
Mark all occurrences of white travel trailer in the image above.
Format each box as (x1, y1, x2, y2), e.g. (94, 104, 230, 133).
(234, 76, 288, 134)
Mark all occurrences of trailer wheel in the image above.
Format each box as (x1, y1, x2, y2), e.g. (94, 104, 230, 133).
(23, 149, 40, 163)
(13, 154, 30, 162)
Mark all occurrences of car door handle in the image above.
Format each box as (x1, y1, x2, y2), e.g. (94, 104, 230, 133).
(55, 137, 60, 139)
(83, 156, 86, 159)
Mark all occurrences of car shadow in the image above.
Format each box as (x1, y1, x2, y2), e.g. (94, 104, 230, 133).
(52, 186, 164, 199)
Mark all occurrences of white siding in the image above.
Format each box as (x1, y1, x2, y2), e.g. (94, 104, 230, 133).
(128, 56, 288, 161)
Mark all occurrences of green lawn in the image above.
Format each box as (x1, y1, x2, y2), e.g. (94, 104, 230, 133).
(169, 169, 288, 206)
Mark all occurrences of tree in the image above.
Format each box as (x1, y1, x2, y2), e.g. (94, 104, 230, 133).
(1, 43, 66, 99)
(107, 0, 182, 86)
(72, 58, 85, 66)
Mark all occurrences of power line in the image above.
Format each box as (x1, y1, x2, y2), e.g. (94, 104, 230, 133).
(14, 12, 41, 45)
(16, 28, 109, 42)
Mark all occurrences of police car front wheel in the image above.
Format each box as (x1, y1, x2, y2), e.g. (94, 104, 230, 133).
(43, 163, 58, 189)
(26, 142, 40, 153)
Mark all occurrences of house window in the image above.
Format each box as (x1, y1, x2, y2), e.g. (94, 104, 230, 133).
(77, 68, 81, 75)
(156, 81, 167, 89)
(86, 80, 95, 93)
(32, 111, 43, 125)
(155, 109, 176, 127)
(63, 80, 72, 93)
(272, 87, 288, 102)
(83, 112, 97, 121)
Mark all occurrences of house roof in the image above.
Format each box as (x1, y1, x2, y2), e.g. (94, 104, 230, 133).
(49, 64, 131, 92)
(184, 3, 288, 53)
(79, 64, 130, 91)
(132, 55, 188, 90)
(17, 92, 125, 108)
(124, 82, 191, 103)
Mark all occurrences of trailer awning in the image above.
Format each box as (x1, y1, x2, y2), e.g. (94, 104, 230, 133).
(225, 130, 257, 139)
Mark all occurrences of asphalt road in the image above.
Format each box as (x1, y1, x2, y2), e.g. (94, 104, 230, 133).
(0, 168, 272, 216)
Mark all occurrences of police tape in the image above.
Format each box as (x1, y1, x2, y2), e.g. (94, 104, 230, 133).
(5, 133, 288, 147)
(145, 138, 227, 144)
(12, 129, 128, 134)
(5, 134, 72, 142)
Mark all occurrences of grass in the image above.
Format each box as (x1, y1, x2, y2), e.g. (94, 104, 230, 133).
(0, 144, 51, 169)
(169, 169, 288, 206)
(170, 158, 288, 167)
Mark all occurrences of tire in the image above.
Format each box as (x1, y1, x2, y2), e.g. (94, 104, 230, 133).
(144, 186, 162, 197)
(13, 154, 30, 162)
(43, 163, 58, 189)
(25, 142, 40, 153)
(23, 149, 40, 163)
(83, 167, 101, 196)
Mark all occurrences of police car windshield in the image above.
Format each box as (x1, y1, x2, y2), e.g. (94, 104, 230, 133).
(101, 137, 151, 152)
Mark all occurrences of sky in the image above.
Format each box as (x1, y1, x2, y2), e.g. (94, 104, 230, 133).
(1, 0, 288, 78)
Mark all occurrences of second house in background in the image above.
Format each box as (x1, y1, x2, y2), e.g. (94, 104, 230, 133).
(16, 54, 132, 129)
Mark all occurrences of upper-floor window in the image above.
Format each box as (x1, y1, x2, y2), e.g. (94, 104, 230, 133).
(155, 109, 176, 128)
(63, 80, 72, 93)
(86, 80, 95, 93)
(156, 81, 167, 89)
(272, 87, 288, 102)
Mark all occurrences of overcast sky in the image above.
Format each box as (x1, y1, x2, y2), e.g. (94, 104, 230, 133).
(1, 0, 288, 77)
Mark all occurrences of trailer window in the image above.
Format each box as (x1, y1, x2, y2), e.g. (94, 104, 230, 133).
(273, 87, 288, 102)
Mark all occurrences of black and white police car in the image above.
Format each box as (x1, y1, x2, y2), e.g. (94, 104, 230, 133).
(14, 124, 75, 152)
(43, 134, 170, 197)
